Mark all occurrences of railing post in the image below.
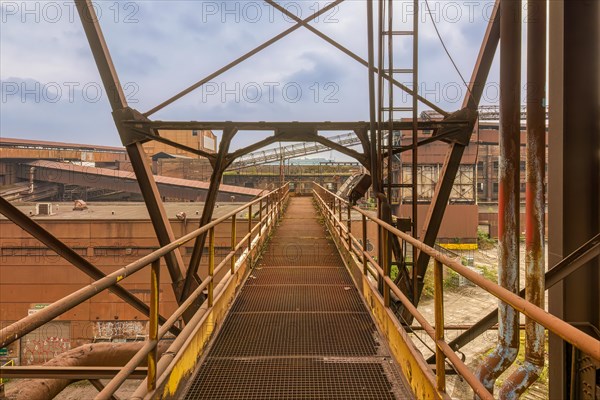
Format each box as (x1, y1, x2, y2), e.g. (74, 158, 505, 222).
(382, 227, 390, 307)
(434, 259, 446, 392)
(346, 202, 352, 249)
(337, 199, 343, 238)
(258, 199, 263, 237)
(332, 196, 336, 220)
(266, 196, 270, 225)
(248, 204, 253, 251)
(231, 213, 237, 274)
(208, 227, 215, 307)
(147, 258, 160, 392)
(362, 214, 368, 275)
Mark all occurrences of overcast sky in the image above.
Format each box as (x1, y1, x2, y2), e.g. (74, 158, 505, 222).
(1, 0, 501, 154)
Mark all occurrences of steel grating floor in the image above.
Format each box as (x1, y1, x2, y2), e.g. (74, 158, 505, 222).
(183, 197, 413, 399)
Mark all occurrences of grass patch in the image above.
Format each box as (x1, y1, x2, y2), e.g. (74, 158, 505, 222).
(478, 229, 497, 250)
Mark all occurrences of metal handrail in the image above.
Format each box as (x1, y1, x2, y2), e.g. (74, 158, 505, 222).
(0, 359, 15, 384)
(0, 183, 289, 398)
(312, 183, 600, 399)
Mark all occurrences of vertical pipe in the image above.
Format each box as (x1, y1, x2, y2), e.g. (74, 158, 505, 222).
(231, 214, 237, 274)
(499, 0, 546, 397)
(386, 0, 393, 204)
(434, 259, 446, 393)
(367, 0, 379, 197)
(412, 0, 419, 303)
(475, 0, 521, 395)
(207, 227, 215, 307)
(147, 259, 160, 392)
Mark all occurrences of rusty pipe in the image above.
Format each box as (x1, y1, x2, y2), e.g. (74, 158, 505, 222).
(499, 0, 547, 397)
(475, 0, 522, 395)
(5, 342, 169, 400)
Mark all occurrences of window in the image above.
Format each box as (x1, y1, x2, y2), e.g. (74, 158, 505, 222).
(493, 182, 499, 193)
(192, 130, 198, 136)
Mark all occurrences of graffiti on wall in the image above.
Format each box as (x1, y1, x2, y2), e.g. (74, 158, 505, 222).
(94, 320, 147, 341)
(21, 336, 71, 365)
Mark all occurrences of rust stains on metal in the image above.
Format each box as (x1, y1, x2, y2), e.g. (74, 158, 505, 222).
(5, 342, 169, 400)
(474, 0, 522, 395)
(499, 0, 547, 397)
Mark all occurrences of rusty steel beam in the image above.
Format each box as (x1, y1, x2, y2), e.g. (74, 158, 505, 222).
(125, 142, 191, 299)
(75, 0, 189, 301)
(122, 119, 467, 132)
(143, 0, 344, 117)
(0, 196, 178, 335)
(413, 0, 500, 304)
(475, 0, 522, 394)
(499, 0, 547, 396)
(463, 1, 500, 111)
(426, 232, 600, 364)
(0, 366, 147, 380)
(181, 128, 237, 301)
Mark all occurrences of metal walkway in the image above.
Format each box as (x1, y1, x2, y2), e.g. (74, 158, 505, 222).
(183, 197, 413, 399)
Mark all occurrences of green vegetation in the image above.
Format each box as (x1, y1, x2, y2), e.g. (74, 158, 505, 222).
(477, 229, 497, 250)
(479, 264, 498, 282)
(420, 263, 461, 300)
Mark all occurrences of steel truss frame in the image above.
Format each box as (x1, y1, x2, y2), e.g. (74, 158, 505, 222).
(0, 0, 490, 349)
(70, 0, 491, 312)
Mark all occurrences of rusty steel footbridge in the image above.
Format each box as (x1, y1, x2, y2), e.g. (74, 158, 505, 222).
(1, 0, 599, 399)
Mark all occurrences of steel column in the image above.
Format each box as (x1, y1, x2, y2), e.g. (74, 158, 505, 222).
(475, 0, 522, 393)
(499, 0, 547, 396)
(548, 0, 600, 396)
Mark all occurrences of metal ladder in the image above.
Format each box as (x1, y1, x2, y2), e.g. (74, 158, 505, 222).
(378, 0, 419, 299)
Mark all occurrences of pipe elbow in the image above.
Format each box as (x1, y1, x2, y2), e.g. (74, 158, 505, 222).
(497, 359, 544, 400)
(474, 344, 519, 398)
